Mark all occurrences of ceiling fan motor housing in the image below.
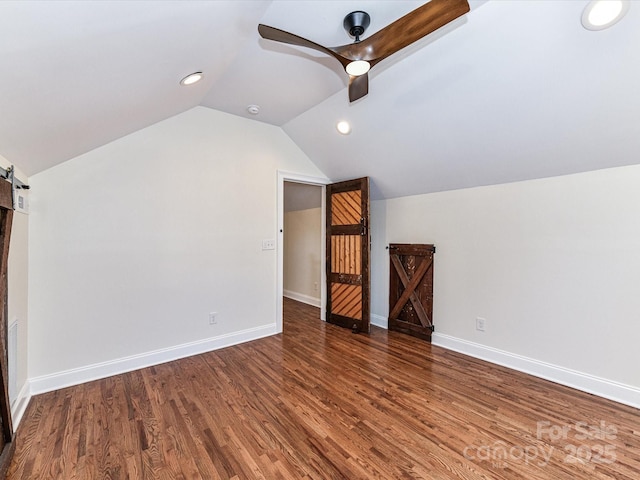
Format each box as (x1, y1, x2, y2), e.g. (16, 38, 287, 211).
(343, 11, 370, 40)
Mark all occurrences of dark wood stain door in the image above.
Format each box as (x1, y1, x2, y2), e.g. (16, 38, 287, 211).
(0, 180, 15, 476)
(389, 244, 435, 341)
(326, 177, 370, 333)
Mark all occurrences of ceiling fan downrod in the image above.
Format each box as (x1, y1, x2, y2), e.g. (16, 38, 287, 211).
(343, 11, 370, 42)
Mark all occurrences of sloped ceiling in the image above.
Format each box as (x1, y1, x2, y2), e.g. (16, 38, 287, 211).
(284, 182, 322, 212)
(1, 1, 638, 200)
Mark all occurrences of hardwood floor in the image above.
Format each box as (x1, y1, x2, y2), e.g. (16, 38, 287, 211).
(7, 298, 640, 479)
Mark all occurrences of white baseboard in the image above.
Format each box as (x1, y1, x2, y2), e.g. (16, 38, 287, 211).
(29, 324, 278, 396)
(11, 380, 32, 429)
(371, 313, 388, 329)
(284, 290, 321, 308)
(22, 322, 639, 428)
(432, 333, 640, 410)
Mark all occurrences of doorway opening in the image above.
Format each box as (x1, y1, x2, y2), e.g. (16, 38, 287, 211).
(276, 172, 329, 333)
(283, 182, 323, 310)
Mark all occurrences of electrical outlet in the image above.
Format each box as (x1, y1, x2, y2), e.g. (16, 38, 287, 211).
(262, 239, 275, 250)
(314, 282, 318, 291)
(209, 312, 217, 325)
(476, 317, 486, 332)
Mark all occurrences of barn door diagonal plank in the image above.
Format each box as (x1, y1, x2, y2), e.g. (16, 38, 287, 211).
(389, 255, 432, 327)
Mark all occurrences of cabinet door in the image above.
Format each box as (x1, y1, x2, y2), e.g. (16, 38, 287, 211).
(389, 243, 434, 341)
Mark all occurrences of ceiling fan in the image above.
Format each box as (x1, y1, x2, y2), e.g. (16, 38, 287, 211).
(258, 0, 470, 103)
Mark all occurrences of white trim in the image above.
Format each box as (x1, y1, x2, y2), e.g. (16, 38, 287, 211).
(284, 290, 321, 308)
(10, 380, 31, 429)
(432, 333, 640, 409)
(371, 313, 388, 329)
(277, 171, 330, 331)
(29, 324, 277, 395)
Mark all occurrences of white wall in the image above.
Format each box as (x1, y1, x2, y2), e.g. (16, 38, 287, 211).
(27, 106, 325, 386)
(369, 199, 388, 329)
(371, 165, 640, 405)
(283, 207, 322, 307)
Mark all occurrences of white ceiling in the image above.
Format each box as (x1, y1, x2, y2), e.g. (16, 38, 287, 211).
(1, 1, 638, 199)
(284, 182, 323, 212)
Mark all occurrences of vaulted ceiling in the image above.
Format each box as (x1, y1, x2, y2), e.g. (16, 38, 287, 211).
(1, 1, 638, 199)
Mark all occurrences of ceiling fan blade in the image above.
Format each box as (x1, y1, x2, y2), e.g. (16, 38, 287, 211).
(258, 24, 349, 68)
(335, 0, 470, 66)
(349, 73, 369, 103)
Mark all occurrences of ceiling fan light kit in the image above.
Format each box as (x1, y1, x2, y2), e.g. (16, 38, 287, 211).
(345, 60, 371, 76)
(258, 0, 470, 102)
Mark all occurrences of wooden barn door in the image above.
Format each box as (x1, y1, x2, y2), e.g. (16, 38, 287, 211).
(0, 180, 15, 476)
(326, 178, 370, 333)
(389, 244, 435, 341)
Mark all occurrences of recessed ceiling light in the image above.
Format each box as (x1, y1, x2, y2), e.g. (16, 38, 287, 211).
(247, 104, 260, 115)
(336, 121, 351, 135)
(345, 60, 371, 77)
(582, 0, 630, 31)
(180, 72, 204, 86)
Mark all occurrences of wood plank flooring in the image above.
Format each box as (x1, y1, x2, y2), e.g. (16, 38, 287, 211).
(7, 298, 640, 479)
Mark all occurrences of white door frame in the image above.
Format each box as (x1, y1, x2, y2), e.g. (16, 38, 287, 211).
(277, 170, 330, 333)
